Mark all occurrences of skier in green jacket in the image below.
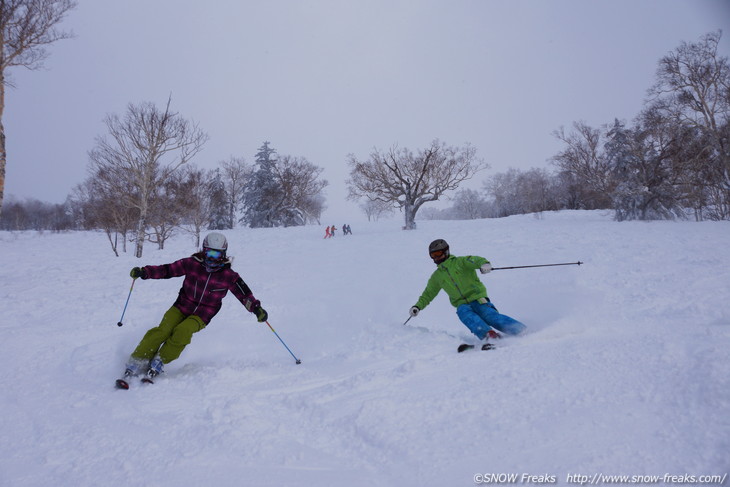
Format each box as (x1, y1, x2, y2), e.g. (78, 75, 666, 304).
(410, 239, 526, 348)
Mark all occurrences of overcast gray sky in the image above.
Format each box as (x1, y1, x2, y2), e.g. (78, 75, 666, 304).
(5, 0, 730, 222)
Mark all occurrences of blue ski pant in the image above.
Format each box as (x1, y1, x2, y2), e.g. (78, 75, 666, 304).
(456, 299, 526, 339)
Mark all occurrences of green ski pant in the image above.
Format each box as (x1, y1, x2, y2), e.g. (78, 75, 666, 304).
(131, 306, 206, 364)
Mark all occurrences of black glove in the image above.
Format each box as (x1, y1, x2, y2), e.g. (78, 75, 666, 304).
(254, 306, 268, 323)
(130, 267, 147, 279)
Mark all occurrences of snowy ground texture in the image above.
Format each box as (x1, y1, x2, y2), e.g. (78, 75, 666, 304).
(1, 210, 729, 487)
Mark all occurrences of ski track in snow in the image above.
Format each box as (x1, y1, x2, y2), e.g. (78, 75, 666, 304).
(1, 211, 728, 486)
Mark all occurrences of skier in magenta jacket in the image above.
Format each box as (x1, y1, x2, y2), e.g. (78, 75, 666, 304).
(122, 232, 267, 381)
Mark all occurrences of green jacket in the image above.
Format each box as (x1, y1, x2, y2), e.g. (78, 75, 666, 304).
(415, 255, 490, 309)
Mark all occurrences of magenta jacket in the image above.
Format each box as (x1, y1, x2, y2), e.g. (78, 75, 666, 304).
(140, 254, 261, 324)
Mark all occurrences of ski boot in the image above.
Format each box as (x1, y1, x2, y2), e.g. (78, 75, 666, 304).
(481, 329, 501, 350)
(116, 357, 146, 389)
(142, 356, 164, 384)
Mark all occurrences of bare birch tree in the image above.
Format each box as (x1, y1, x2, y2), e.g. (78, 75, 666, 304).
(220, 156, 251, 229)
(72, 173, 136, 256)
(88, 99, 208, 257)
(0, 0, 77, 216)
(346, 139, 486, 229)
(175, 165, 217, 248)
(359, 198, 393, 222)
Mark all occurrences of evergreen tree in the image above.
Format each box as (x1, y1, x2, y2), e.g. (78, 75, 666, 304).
(239, 142, 329, 228)
(604, 119, 632, 181)
(241, 142, 286, 228)
(208, 169, 229, 230)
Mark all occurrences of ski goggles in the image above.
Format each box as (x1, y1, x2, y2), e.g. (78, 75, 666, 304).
(429, 249, 447, 260)
(204, 248, 224, 261)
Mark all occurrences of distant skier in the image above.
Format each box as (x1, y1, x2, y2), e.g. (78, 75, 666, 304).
(324, 226, 331, 238)
(119, 232, 268, 385)
(409, 239, 526, 349)
(331, 225, 337, 237)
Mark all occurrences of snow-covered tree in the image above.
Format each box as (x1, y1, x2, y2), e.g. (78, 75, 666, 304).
(241, 142, 328, 227)
(551, 122, 616, 209)
(450, 188, 489, 219)
(207, 169, 229, 231)
(347, 140, 486, 230)
(274, 155, 328, 225)
(241, 142, 283, 228)
(611, 112, 686, 221)
(219, 157, 251, 229)
(648, 30, 730, 220)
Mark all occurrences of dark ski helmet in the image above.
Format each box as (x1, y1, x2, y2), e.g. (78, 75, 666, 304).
(202, 232, 228, 271)
(428, 239, 450, 264)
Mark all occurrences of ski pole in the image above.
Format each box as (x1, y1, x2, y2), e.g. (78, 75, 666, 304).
(264, 321, 302, 364)
(492, 261, 583, 271)
(117, 278, 137, 327)
(402, 315, 413, 326)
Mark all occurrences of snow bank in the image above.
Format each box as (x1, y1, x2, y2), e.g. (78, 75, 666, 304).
(1, 211, 728, 486)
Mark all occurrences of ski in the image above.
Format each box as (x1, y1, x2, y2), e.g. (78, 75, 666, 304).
(115, 369, 134, 389)
(140, 367, 160, 385)
(115, 375, 155, 389)
(115, 368, 157, 389)
(457, 343, 496, 353)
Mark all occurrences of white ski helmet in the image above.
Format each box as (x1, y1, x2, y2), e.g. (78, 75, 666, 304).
(203, 232, 228, 251)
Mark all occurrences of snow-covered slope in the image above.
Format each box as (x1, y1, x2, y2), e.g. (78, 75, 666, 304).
(1, 211, 728, 486)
